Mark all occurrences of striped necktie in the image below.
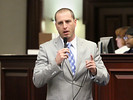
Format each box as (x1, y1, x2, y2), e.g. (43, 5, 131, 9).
(67, 43, 76, 75)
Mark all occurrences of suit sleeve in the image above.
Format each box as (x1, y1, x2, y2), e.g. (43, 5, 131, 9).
(32, 44, 62, 88)
(91, 43, 110, 85)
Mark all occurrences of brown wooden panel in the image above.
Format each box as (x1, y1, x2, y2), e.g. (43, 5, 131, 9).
(39, 33, 52, 45)
(2, 69, 29, 100)
(26, 0, 42, 50)
(112, 72, 133, 100)
(94, 54, 133, 100)
(84, 1, 133, 44)
(115, 74, 133, 79)
(100, 15, 121, 38)
(31, 85, 47, 100)
(1, 54, 133, 100)
(127, 15, 133, 26)
(98, 7, 133, 37)
(1, 55, 47, 100)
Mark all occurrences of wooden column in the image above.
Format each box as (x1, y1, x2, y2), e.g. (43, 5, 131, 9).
(26, 0, 43, 50)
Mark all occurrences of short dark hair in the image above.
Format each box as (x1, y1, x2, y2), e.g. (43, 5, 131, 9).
(126, 27, 133, 36)
(54, 8, 75, 21)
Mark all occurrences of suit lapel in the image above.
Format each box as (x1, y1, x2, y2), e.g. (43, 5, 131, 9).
(54, 36, 73, 78)
(73, 38, 87, 80)
(76, 38, 85, 72)
(54, 36, 63, 51)
(54, 37, 87, 79)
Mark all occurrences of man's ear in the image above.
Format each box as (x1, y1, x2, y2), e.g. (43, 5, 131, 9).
(55, 22, 57, 28)
(74, 19, 77, 26)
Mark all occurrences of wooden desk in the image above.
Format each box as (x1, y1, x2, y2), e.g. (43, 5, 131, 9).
(0, 55, 46, 100)
(94, 54, 133, 100)
(1, 54, 133, 100)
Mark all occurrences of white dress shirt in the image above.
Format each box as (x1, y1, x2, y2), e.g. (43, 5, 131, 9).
(115, 46, 130, 54)
(60, 36, 77, 65)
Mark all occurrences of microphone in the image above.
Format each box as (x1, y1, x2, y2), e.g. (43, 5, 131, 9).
(63, 37, 67, 48)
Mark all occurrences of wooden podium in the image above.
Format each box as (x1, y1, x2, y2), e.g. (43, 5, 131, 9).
(1, 54, 133, 100)
(94, 54, 133, 100)
(0, 55, 47, 100)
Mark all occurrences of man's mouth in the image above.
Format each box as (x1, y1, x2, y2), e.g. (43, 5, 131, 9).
(63, 31, 69, 34)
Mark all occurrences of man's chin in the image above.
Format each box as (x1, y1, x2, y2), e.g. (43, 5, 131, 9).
(63, 34, 69, 38)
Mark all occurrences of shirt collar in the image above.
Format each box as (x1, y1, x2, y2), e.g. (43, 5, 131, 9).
(60, 36, 76, 48)
(70, 37, 76, 49)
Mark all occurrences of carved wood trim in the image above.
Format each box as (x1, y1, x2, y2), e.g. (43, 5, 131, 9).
(83, 1, 133, 43)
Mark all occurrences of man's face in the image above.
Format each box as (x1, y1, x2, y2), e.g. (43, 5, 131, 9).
(55, 11, 77, 42)
(125, 35, 133, 48)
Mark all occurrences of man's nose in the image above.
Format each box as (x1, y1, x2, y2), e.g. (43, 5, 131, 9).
(63, 22, 67, 28)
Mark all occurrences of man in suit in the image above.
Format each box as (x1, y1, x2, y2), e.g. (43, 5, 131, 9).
(33, 8, 110, 100)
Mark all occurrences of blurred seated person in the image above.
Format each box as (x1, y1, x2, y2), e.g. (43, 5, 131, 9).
(115, 26, 130, 54)
(124, 27, 133, 53)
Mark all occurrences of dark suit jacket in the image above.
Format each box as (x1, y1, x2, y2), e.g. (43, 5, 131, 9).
(33, 36, 110, 100)
(124, 48, 133, 53)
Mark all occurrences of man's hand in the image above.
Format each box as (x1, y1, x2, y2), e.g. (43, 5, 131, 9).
(55, 48, 70, 65)
(86, 55, 97, 75)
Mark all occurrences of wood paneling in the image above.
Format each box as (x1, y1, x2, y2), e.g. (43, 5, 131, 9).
(83, 1, 133, 46)
(3, 69, 29, 100)
(1, 54, 133, 100)
(1, 55, 46, 100)
(26, 0, 43, 50)
(94, 54, 133, 100)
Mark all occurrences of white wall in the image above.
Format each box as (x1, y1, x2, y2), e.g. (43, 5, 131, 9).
(0, 0, 85, 54)
(0, 0, 27, 54)
(43, 0, 85, 39)
(0, 62, 1, 100)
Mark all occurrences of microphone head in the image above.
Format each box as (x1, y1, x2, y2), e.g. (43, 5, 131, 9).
(63, 37, 67, 48)
(63, 37, 67, 44)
